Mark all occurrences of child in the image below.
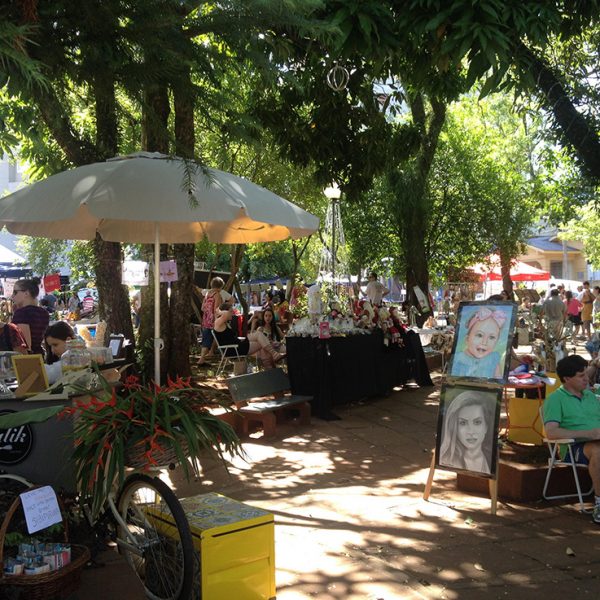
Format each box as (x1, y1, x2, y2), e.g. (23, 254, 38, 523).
(451, 307, 508, 378)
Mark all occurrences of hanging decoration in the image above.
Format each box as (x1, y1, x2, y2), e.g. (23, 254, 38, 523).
(326, 63, 350, 91)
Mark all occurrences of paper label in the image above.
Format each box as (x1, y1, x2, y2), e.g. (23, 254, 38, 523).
(20, 486, 62, 534)
(122, 260, 149, 286)
(159, 260, 178, 283)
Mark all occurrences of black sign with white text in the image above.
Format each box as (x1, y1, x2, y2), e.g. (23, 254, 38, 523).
(0, 410, 33, 465)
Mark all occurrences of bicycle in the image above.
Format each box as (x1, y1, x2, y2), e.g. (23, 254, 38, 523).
(1, 470, 195, 600)
(0, 372, 243, 600)
(85, 469, 195, 600)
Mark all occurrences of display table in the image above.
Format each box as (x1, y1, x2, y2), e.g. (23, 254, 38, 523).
(286, 329, 433, 419)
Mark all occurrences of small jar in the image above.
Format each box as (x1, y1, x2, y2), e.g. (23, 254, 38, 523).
(61, 339, 92, 373)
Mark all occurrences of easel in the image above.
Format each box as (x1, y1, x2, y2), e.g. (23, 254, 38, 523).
(423, 449, 498, 515)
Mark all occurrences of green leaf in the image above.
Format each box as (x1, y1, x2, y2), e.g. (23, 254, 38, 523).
(0, 405, 65, 428)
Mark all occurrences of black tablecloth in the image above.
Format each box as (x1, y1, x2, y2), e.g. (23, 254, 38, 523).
(286, 329, 433, 419)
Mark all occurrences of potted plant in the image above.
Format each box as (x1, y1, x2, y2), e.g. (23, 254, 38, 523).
(59, 373, 244, 517)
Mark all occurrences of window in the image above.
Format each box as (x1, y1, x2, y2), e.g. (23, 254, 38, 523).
(550, 261, 562, 278)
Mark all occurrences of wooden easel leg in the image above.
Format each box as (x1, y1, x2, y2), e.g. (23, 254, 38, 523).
(489, 478, 498, 516)
(423, 450, 436, 501)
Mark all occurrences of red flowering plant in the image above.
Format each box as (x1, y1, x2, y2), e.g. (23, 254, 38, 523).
(60, 373, 244, 517)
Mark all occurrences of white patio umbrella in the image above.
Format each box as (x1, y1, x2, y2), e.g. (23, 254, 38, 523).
(0, 152, 319, 383)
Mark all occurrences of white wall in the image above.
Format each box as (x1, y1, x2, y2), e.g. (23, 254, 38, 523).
(0, 153, 26, 195)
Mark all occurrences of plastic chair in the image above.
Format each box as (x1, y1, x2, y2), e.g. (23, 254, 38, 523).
(212, 329, 247, 377)
(539, 407, 593, 512)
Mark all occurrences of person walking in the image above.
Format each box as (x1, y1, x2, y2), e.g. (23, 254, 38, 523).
(197, 277, 224, 366)
(581, 281, 595, 341)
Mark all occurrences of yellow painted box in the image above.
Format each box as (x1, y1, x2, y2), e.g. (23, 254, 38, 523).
(507, 395, 543, 445)
(177, 492, 276, 600)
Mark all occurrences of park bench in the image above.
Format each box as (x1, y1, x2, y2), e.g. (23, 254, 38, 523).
(227, 368, 312, 437)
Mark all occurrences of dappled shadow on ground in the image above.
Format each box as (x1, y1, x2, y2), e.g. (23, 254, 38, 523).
(164, 369, 600, 599)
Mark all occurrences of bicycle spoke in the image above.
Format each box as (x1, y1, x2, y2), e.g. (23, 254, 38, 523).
(116, 474, 194, 600)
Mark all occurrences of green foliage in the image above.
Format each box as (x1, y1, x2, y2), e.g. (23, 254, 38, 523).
(16, 236, 67, 275)
(341, 179, 401, 277)
(15, 236, 95, 281)
(68, 241, 96, 281)
(560, 205, 600, 269)
(438, 94, 538, 265)
(64, 373, 244, 518)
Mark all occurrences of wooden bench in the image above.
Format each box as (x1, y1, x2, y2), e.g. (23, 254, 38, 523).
(227, 368, 312, 437)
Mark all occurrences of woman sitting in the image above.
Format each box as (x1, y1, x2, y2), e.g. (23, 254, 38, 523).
(257, 307, 285, 352)
(43, 321, 77, 384)
(11, 278, 50, 355)
(213, 303, 285, 367)
(43, 322, 120, 384)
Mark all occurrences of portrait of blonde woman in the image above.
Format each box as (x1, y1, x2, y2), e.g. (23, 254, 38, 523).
(437, 387, 500, 476)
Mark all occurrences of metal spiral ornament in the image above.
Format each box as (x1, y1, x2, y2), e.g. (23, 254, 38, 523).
(326, 64, 350, 91)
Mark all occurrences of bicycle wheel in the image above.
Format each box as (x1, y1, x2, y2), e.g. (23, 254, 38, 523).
(116, 473, 194, 600)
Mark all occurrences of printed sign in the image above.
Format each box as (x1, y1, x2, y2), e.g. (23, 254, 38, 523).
(43, 273, 61, 293)
(0, 409, 33, 465)
(413, 285, 431, 313)
(122, 260, 149, 286)
(159, 260, 178, 283)
(3, 278, 17, 298)
(319, 321, 331, 339)
(20, 486, 62, 534)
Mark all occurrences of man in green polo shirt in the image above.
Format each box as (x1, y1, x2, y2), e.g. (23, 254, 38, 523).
(543, 354, 600, 523)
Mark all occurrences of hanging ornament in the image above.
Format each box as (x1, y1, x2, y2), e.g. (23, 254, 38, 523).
(326, 64, 350, 91)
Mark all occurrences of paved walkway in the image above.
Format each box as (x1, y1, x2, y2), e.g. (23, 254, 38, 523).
(79, 369, 600, 599)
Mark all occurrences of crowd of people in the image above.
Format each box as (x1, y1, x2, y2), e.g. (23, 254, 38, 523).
(196, 276, 290, 369)
(538, 281, 600, 342)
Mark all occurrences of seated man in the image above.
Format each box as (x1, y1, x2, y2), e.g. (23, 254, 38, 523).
(543, 354, 600, 522)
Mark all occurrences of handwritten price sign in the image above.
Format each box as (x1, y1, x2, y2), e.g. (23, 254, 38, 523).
(20, 486, 62, 534)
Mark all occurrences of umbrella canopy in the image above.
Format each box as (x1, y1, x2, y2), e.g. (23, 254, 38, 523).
(0, 152, 318, 244)
(0, 152, 320, 382)
(470, 255, 550, 282)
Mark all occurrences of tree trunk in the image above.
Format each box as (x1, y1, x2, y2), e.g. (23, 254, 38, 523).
(224, 245, 245, 292)
(165, 69, 197, 378)
(389, 94, 446, 326)
(167, 243, 195, 377)
(93, 235, 134, 353)
(92, 66, 134, 351)
(139, 82, 170, 380)
(499, 251, 514, 299)
(518, 42, 600, 180)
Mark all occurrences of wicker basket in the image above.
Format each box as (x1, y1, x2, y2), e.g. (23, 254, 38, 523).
(125, 438, 189, 470)
(0, 488, 91, 600)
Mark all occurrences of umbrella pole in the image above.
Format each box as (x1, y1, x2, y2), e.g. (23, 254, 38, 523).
(154, 223, 163, 385)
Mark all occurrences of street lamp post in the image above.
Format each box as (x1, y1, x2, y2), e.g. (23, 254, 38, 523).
(324, 184, 342, 286)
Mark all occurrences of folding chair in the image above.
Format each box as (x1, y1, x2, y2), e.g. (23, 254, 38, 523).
(539, 407, 593, 512)
(212, 329, 248, 377)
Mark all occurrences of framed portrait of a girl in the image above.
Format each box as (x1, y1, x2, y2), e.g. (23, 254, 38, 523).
(435, 384, 502, 478)
(447, 301, 517, 382)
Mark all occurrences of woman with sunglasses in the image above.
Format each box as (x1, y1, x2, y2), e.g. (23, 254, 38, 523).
(11, 278, 50, 355)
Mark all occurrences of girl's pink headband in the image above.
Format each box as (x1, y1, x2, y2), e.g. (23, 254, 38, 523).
(467, 307, 507, 331)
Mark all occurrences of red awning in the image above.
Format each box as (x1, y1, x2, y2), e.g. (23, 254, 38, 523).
(469, 255, 550, 282)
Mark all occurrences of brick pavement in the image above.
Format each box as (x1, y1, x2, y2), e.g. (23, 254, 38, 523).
(77, 368, 600, 599)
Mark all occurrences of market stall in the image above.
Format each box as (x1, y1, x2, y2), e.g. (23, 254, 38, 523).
(286, 329, 432, 419)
